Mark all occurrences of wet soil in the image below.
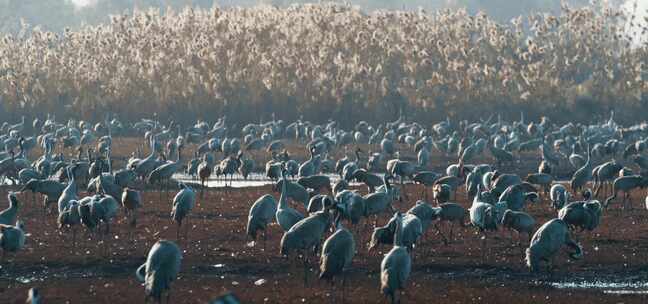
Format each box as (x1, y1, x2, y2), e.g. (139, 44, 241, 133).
(1, 137, 647, 303)
(2, 182, 648, 303)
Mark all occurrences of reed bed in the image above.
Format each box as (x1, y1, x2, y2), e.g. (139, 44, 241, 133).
(0, 3, 645, 125)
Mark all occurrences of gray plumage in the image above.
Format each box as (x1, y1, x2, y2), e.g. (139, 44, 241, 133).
(370, 213, 422, 252)
(526, 173, 553, 194)
(319, 216, 355, 281)
(0, 193, 19, 226)
(238, 156, 254, 180)
(604, 175, 648, 208)
(364, 175, 397, 216)
(431, 203, 467, 226)
(406, 201, 435, 232)
(558, 201, 602, 231)
(570, 145, 592, 193)
(352, 169, 383, 192)
(412, 171, 440, 186)
(134, 138, 158, 178)
(279, 207, 332, 256)
(297, 175, 332, 192)
(57, 167, 78, 213)
(387, 159, 417, 184)
(298, 148, 320, 177)
(500, 210, 536, 242)
(380, 212, 411, 304)
(275, 179, 310, 208)
(432, 183, 451, 204)
(499, 184, 537, 211)
(276, 170, 305, 231)
(246, 194, 277, 240)
(135, 240, 182, 303)
(0, 220, 26, 254)
(335, 190, 366, 225)
(526, 219, 583, 272)
(307, 195, 334, 214)
(58, 200, 81, 229)
(550, 184, 570, 209)
(147, 146, 182, 185)
(593, 160, 622, 197)
(490, 173, 522, 197)
(122, 188, 142, 228)
(171, 184, 196, 231)
(79, 194, 119, 232)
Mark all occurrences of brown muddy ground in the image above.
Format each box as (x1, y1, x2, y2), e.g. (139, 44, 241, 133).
(1, 137, 648, 303)
(1, 183, 648, 304)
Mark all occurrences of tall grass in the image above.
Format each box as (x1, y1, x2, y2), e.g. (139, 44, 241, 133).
(0, 3, 645, 126)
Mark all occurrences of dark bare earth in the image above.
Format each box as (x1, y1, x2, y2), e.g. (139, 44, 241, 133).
(1, 139, 647, 303)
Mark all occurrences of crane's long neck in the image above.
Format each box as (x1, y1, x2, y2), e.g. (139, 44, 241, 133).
(473, 184, 483, 204)
(149, 138, 155, 157)
(334, 212, 343, 231)
(278, 174, 288, 209)
(107, 148, 113, 174)
(8, 194, 17, 209)
(393, 215, 403, 247)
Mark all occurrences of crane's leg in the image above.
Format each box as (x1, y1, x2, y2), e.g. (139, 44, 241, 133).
(200, 179, 205, 199)
(42, 196, 49, 216)
(302, 249, 309, 286)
